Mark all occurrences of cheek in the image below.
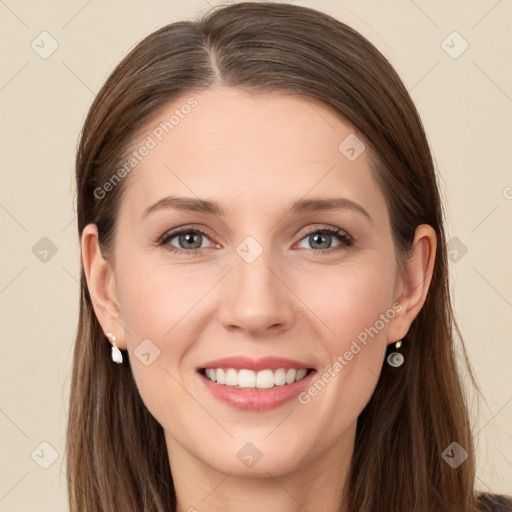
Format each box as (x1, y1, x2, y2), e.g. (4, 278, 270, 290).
(297, 258, 396, 351)
(293, 260, 394, 417)
(115, 255, 211, 341)
(114, 261, 206, 432)
(113, 253, 221, 411)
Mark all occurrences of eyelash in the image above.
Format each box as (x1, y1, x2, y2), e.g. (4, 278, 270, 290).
(158, 224, 354, 256)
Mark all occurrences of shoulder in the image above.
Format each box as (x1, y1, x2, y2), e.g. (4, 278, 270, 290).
(475, 492, 512, 512)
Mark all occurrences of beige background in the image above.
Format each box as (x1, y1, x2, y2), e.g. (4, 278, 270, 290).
(1, 0, 511, 509)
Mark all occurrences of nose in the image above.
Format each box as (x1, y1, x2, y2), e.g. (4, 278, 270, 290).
(217, 247, 295, 337)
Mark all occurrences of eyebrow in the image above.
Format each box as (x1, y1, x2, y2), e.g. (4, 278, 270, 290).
(141, 195, 373, 224)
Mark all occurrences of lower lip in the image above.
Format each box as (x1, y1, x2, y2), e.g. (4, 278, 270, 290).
(198, 370, 316, 411)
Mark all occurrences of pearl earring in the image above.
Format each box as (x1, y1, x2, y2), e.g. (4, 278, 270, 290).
(386, 340, 404, 367)
(105, 332, 123, 364)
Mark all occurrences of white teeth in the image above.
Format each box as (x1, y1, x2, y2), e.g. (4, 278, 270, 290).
(296, 368, 307, 381)
(203, 367, 310, 389)
(225, 368, 238, 386)
(256, 369, 275, 389)
(238, 369, 256, 388)
(285, 369, 296, 384)
(274, 368, 286, 386)
(205, 368, 217, 382)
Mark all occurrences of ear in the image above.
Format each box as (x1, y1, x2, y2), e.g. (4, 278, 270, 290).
(386, 224, 437, 344)
(81, 223, 127, 350)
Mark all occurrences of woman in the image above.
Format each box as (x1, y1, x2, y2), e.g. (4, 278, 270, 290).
(66, 2, 512, 511)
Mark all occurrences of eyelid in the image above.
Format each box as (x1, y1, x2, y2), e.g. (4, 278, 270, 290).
(294, 224, 354, 253)
(158, 224, 217, 252)
(158, 224, 213, 242)
(158, 223, 354, 254)
(295, 223, 352, 242)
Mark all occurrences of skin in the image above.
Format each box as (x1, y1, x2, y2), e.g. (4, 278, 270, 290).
(81, 86, 436, 512)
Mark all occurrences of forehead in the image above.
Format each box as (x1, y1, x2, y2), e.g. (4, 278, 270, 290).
(118, 86, 385, 222)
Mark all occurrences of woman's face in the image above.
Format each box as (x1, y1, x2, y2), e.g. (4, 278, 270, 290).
(88, 86, 416, 478)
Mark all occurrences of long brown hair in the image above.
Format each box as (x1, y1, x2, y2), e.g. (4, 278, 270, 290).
(66, 2, 510, 511)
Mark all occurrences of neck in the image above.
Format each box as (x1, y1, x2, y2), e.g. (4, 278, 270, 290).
(166, 423, 355, 512)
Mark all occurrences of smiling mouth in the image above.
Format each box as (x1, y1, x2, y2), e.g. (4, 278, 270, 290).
(198, 367, 316, 390)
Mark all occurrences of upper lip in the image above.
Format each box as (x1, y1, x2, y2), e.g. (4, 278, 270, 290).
(198, 356, 315, 372)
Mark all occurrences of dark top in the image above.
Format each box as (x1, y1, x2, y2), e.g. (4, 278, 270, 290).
(476, 493, 512, 512)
